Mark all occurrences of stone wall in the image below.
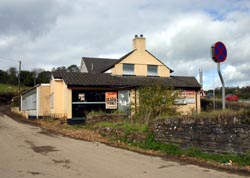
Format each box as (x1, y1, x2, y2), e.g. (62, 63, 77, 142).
(153, 116, 250, 154)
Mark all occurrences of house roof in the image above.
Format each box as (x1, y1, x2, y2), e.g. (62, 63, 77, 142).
(98, 49, 174, 73)
(81, 49, 174, 74)
(52, 70, 201, 90)
(81, 57, 118, 73)
(145, 50, 174, 73)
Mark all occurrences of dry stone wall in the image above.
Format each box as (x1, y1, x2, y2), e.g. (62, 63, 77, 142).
(153, 116, 250, 154)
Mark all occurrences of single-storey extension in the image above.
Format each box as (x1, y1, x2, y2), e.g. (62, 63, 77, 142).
(20, 35, 201, 119)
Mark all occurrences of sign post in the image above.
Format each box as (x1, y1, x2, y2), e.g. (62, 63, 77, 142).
(211, 41, 227, 110)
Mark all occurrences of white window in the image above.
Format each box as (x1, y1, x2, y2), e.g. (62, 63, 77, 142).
(147, 65, 158, 76)
(123, 64, 134, 75)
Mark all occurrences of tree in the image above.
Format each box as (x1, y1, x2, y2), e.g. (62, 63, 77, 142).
(7, 67, 18, 85)
(56, 66, 67, 71)
(67, 64, 80, 72)
(32, 68, 45, 85)
(138, 82, 178, 124)
(0, 70, 9, 84)
(20, 70, 35, 87)
(37, 71, 51, 84)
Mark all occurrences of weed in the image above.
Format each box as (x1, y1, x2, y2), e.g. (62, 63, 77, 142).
(133, 133, 250, 166)
(42, 117, 55, 122)
(70, 124, 86, 129)
(135, 133, 182, 155)
(95, 120, 149, 133)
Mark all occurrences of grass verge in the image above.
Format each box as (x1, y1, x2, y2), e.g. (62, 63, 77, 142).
(95, 120, 149, 133)
(131, 133, 250, 167)
(66, 119, 250, 167)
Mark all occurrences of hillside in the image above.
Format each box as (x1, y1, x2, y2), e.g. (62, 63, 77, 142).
(0, 83, 19, 93)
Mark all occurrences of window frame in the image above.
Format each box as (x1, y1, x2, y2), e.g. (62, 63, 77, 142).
(147, 65, 158, 77)
(123, 64, 135, 76)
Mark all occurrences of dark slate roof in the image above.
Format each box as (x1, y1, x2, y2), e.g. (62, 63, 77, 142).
(82, 57, 118, 73)
(53, 70, 126, 87)
(82, 49, 174, 74)
(52, 70, 201, 90)
(97, 49, 174, 73)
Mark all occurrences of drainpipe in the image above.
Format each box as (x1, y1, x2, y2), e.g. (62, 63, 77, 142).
(36, 87, 39, 119)
(195, 91, 198, 113)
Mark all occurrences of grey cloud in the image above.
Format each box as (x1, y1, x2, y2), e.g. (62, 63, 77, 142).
(0, 0, 249, 89)
(0, 0, 68, 38)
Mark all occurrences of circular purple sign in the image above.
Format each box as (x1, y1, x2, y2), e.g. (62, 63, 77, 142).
(212, 41, 227, 63)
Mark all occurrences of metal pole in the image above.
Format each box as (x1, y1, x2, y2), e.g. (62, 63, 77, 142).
(213, 71, 215, 110)
(217, 62, 225, 110)
(18, 60, 21, 111)
(18, 60, 21, 94)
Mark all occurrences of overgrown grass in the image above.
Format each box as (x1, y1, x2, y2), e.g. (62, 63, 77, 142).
(194, 109, 237, 119)
(39, 114, 250, 166)
(0, 83, 19, 93)
(69, 124, 86, 129)
(192, 109, 250, 124)
(0, 83, 30, 93)
(95, 120, 149, 133)
(134, 133, 250, 166)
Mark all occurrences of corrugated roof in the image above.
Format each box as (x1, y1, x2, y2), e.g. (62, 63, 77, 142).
(52, 71, 201, 89)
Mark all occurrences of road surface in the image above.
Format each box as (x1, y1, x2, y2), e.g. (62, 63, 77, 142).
(0, 113, 248, 178)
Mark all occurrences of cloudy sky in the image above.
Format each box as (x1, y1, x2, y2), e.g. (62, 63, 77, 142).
(0, 0, 249, 89)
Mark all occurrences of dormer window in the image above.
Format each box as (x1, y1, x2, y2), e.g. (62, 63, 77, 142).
(147, 65, 158, 76)
(123, 64, 134, 75)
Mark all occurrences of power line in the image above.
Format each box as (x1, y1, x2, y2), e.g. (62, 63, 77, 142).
(0, 56, 19, 62)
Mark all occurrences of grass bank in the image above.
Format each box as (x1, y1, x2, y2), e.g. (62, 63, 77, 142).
(92, 119, 250, 167)
(0, 83, 19, 93)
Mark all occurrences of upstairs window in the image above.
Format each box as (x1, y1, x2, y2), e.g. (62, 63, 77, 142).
(147, 65, 158, 76)
(123, 64, 134, 75)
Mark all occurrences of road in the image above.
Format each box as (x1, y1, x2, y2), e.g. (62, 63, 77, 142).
(0, 113, 248, 178)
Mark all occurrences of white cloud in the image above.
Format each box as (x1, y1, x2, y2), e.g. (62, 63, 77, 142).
(0, 0, 249, 89)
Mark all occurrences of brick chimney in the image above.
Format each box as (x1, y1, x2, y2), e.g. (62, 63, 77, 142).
(133, 34, 146, 51)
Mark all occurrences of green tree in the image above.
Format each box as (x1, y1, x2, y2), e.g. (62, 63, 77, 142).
(37, 71, 51, 84)
(0, 70, 9, 83)
(138, 82, 178, 124)
(56, 66, 67, 71)
(7, 67, 18, 85)
(20, 70, 34, 86)
(67, 64, 80, 72)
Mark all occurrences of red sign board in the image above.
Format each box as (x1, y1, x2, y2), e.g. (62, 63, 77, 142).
(105, 92, 118, 109)
(211, 41, 227, 63)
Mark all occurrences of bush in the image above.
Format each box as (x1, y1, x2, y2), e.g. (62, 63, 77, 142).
(138, 82, 178, 124)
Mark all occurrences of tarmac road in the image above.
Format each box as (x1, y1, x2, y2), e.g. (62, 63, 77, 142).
(0, 113, 248, 178)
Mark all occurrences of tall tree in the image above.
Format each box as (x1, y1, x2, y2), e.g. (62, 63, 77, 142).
(67, 64, 80, 72)
(32, 68, 44, 85)
(0, 70, 9, 83)
(7, 67, 18, 85)
(56, 66, 67, 71)
(20, 70, 34, 87)
(37, 71, 51, 84)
